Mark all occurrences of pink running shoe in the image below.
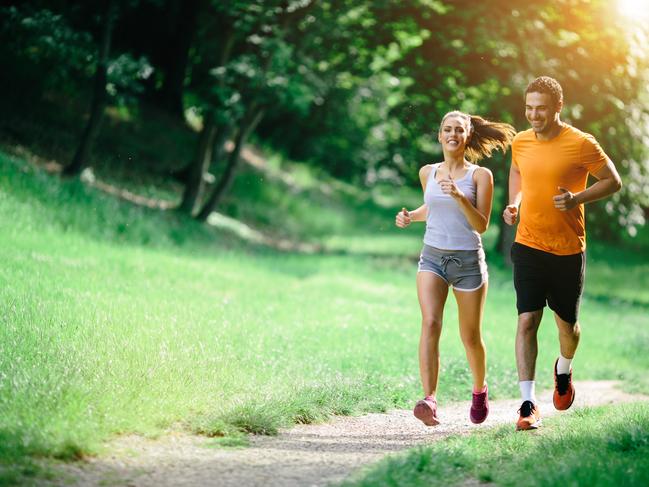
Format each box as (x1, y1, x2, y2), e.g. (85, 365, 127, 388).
(413, 396, 440, 426)
(470, 385, 489, 424)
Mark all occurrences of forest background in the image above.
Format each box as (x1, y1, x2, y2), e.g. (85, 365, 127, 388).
(1, 1, 649, 486)
(1, 0, 648, 250)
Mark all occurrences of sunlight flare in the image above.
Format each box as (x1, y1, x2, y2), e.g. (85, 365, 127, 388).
(617, 0, 649, 20)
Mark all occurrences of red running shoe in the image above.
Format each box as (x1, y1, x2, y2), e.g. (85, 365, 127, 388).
(553, 358, 575, 410)
(413, 396, 440, 426)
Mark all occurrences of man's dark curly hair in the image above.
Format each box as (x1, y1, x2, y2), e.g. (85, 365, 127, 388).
(525, 76, 563, 107)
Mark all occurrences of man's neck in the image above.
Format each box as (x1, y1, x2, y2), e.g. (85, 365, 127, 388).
(535, 119, 564, 141)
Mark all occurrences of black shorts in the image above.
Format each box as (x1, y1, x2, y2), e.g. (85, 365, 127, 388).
(511, 242, 585, 324)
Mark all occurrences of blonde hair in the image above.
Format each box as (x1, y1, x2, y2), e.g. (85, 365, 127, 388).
(440, 111, 516, 162)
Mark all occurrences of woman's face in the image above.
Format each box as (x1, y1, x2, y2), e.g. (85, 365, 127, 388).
(438, 116, 471, 154)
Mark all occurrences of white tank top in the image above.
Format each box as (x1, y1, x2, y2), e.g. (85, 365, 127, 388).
(423, 163, 482, 250)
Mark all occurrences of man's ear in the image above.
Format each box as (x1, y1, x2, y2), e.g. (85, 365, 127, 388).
(555, 100, 563, 114)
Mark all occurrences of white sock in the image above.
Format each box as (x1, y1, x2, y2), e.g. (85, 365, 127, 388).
(557, 354, 573, 375)
(519, 380, 536, 404)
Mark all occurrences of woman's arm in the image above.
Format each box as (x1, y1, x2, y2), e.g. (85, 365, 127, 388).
(395, 165, 432, 227)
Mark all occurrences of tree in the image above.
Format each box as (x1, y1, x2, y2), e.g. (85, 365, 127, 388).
(156, 0, 201, 117)
(178, 0, 404, 219)
(62, 0, 118, 177)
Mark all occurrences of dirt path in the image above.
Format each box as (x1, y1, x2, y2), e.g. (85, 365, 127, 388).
(55, 381, 648, 487)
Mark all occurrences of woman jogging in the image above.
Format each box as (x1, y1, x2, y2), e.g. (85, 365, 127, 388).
(396, 111, 515, 425)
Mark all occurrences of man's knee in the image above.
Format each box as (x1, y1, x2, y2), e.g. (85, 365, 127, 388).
(517, 311, 543, 334)
(558, 320, 580, 338)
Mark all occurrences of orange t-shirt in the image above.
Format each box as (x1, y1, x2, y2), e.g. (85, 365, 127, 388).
(512, 125, 609, 255)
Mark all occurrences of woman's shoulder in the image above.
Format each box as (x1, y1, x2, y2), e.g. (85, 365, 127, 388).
(418, 163, 435, 180)
(471, 164, 493, 183)
(419, 162, 441, 177)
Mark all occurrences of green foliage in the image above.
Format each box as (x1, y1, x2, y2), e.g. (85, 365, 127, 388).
(4, 0, 648, 241)
(0, 5, 94, 97)
(259, 0, 649, 240)
(0, 3, 154, 113)
(106, 53, 154, 106)
(195, 0, 324, 119)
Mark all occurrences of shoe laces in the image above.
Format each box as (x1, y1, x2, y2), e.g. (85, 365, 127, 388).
(472, 391, 487, 410)
(519, 400, 534, 417)
(556, 373, 570, 395)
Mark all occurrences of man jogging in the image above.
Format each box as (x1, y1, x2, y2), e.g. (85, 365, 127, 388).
(503, 76, 622, 431)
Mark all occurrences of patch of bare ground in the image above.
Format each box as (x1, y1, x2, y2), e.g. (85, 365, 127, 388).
(47, 381, 648, 487)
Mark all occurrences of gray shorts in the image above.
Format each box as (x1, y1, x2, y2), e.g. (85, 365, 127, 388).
(417, 245, 488, 291)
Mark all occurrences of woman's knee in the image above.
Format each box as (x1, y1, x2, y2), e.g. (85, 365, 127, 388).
(460, 330, 484, 351)
(421, 316, 443, 335)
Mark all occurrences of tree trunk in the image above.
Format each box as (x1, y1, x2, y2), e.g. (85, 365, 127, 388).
(63, 0, 117, 177)
(177, 111, 218, 214)
(172, 26, 234, 185)
(195, 108, 265, 221)
(158, 0, 201, 117)
(192, 4, 309, 222)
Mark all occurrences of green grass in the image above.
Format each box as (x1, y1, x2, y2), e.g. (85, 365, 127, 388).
(1, 146, 649, 486)
(343, 402, 649, 487)
(587, 240, 649, 307)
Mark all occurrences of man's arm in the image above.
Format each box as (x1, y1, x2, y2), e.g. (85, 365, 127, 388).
(553, 159, 622, 211)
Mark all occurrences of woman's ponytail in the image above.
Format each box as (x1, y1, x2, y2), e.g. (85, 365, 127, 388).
(466, 115, 516, 162)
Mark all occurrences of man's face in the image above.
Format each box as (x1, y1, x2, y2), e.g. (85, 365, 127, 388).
(525, 92, 561, 134)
